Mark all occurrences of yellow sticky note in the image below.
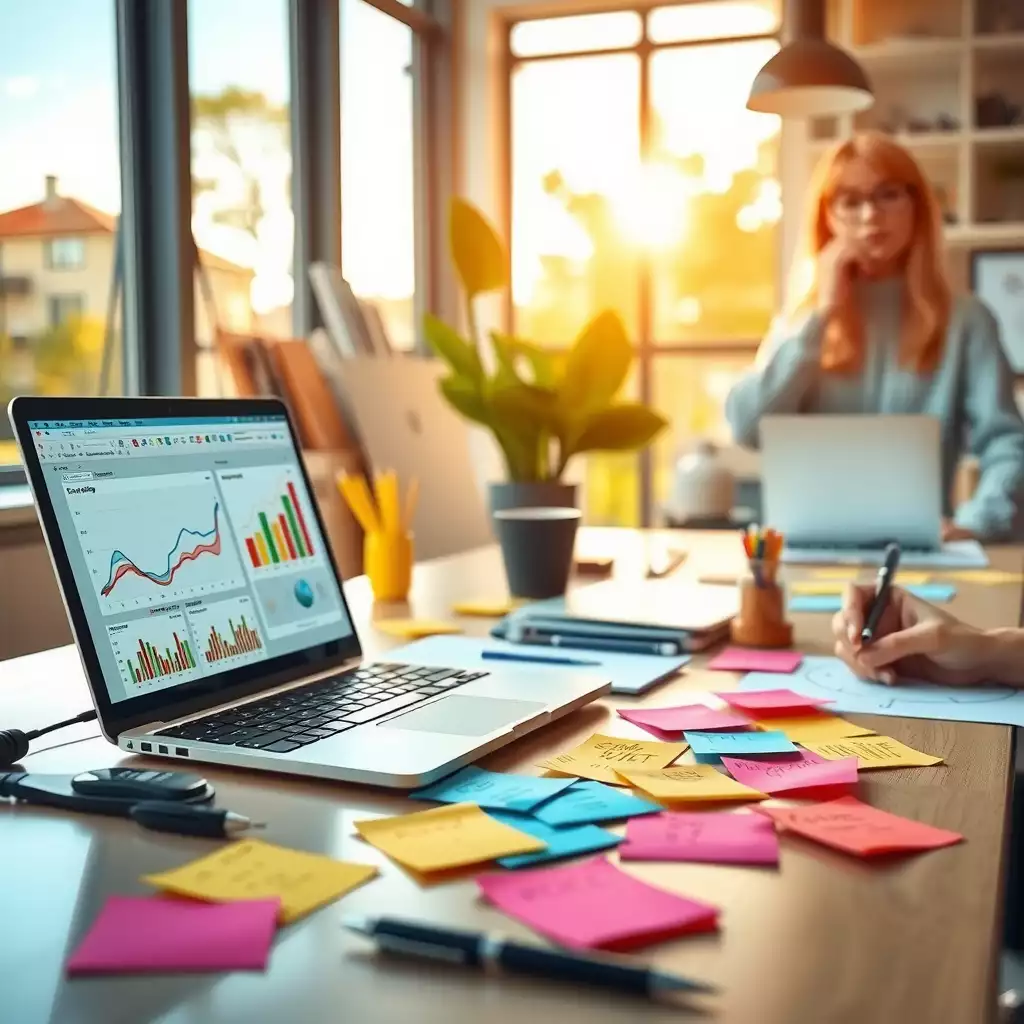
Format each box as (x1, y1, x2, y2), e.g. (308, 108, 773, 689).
(142, 839, 378, 924)
(537, 733, 687, 785)
(802, 735, 943, 769)
(452, 597, 520, 617)
(619, 763, 766, 802)
(948, 570, 1024, 585)
(355, 802, 544, 872)
(755, 714, 875, 744)
(374, 619, 463, 639)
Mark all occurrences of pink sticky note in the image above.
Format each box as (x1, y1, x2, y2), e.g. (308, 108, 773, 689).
(708, 648, 804, 673)
(717, 689, 833, 715)
(620, 811, 779, 866)
(477, 856, 718, 951)
(722, 751, 859, 797)
(618, 704, 753, 736)
(66, 896, 279, 975)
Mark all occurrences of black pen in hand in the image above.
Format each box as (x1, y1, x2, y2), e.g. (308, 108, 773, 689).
(860, 542, 901, 645)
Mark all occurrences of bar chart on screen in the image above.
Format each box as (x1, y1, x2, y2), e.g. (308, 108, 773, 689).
(184, 595, 268, 669)
(106, 610, 202, 693)
(67, 472, 248, 615)
(216, 466, 323, 576)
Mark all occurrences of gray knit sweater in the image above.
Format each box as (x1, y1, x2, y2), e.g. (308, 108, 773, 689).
(725, 278, 1024, 540)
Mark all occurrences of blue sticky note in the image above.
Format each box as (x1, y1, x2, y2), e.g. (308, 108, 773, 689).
(410, 766, 577, 813)
(907, 583, 956, 603)
(789, 594, 843, 613)
(490, 812, 622, 868)
(684, 729, 798, 764)
(532, 780, 661, 828)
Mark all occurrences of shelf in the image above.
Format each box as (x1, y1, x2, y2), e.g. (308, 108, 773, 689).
(971, 127, 1024, 145)
(945, 222, 1024, 245)
(972, 33, 1024, 51)
(851, 37, 964, 64)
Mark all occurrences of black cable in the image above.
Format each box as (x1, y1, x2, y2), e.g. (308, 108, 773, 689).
(0, 710, 98, 768)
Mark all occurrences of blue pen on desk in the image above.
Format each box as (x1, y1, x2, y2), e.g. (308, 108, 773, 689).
(481, 650, 601, 668)
(343, 915, 717, 1001)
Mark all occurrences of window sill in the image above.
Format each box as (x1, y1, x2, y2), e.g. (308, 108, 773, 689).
(0, 484, 37, 528)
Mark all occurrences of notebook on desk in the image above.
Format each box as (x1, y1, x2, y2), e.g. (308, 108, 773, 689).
(493, 580, 738, 654)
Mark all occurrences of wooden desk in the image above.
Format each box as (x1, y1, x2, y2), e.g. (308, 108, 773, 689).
(2, 529, 1021, 1024)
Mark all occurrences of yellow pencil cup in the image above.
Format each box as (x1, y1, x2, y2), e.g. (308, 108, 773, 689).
(364, 530, 413, 602)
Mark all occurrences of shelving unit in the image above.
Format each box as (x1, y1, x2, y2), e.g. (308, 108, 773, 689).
(804, 0, 1024, 259)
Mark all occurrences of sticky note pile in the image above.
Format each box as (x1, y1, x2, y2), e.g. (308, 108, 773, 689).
(537, 733, 687, 785)
(707, 647, 804, 674)
(619, 763, 767, 803)
(410, 765, 577, 813)
(722, 751, 859, 799)
(477, 856, 719, 951)
(618, 702, 753, 738)
(685, 728, 798, 763)
(620, 811, 780, 866)
(802, 735, 943, 769)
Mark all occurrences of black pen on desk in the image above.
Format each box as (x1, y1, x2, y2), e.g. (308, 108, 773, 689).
(860, 542, 901, 645)
(343, 915, 717, 1001)
(510, 627, 681, 657)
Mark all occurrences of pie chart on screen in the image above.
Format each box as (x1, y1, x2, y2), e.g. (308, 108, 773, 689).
(294, 578, 315, 609)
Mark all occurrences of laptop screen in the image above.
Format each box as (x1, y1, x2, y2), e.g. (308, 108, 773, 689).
(26, 413, 354, 706)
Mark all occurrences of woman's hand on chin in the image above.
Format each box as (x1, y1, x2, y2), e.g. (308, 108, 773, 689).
(941, 518, 976, 542)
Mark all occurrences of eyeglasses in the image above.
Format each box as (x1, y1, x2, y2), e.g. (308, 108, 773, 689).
(829, 182, 912, 220)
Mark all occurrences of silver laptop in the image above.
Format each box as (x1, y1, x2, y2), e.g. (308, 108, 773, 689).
(761, 415, 943, 552)
(317, 355, 494, 560)
(9, 396, 608, 788)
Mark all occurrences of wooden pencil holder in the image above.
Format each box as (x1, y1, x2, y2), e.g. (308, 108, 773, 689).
(730, 563, 793, 649)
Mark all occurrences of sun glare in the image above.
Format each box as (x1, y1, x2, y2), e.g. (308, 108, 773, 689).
(610, 162, 693, 250)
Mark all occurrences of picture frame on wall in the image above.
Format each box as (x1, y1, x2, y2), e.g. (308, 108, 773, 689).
(970, 249, 1024, 374)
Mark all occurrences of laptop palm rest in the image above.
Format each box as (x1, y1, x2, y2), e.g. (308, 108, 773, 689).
(379, 695, 546, 736)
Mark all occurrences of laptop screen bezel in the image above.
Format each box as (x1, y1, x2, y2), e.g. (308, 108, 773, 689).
(9, 395, 364, 738)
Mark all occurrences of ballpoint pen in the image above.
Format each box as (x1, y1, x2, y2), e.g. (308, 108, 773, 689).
(481, 650, 602, 668)
(861, 542, 901, 644)
(343, 915, 717, 1001)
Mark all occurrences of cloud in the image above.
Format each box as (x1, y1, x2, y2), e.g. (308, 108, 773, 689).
(5, 75, 39, 99)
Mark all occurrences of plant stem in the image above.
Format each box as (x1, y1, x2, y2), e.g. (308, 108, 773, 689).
(465, 293, 480, 353)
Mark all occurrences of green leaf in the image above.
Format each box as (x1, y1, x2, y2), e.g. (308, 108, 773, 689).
(439, 375, 490, 426)
(512, 338, 561, 387)
(449, 198, 508, 298)
(559, 310, 632, 412)
(569, 403, 668, 455)
(424, 314, 482, 384)
(491, 383, 562, 433)
(489, 331, 524, 389)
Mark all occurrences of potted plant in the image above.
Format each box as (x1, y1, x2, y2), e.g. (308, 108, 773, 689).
(424, 198, 668, 515)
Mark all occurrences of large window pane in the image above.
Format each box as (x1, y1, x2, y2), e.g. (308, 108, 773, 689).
(649, 40, 780, 343)
(341, 0, 417, 351)
(511, 54, 641, 345)
(648, 1, 779, 44)
(0, 0, 121, 466)
(189, 0, 293, 396)
(511, 12, 643, 58)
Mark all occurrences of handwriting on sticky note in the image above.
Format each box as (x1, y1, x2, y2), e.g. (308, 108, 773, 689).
(489, 812, 621, 869)
(354, 802, 545, 872)
(533, 781, 661, 827)
(801, 736, 943, 769)
(620, 811, 779, 865)
(142, 839, 377, 924)
(760, 796, 963, 856)
(684, 729, 797, 760)
(722, 751, 858, 796)
(753, 713, 875, 744)
(537, 733, 687, 785)
(477, 856, 719, 950)
(411, 766, 577, 813)
(618, 763, 766, 802)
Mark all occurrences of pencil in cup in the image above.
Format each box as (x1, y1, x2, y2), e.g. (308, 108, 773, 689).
(338, 472, 382, 534)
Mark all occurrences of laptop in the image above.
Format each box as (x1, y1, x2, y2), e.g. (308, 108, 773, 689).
(314, 355, 494, 560)
(9, 396, 608, 788)
(761, 414, 987, 567)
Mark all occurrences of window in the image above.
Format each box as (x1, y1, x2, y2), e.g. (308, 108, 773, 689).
(44, 237, 86, 270)
(508, 2, 779, 524)
(341, 0, 417, 351)
(47, 294, 84, 328)
(0, 0, 122, 468)
(188, 0, 293, 396)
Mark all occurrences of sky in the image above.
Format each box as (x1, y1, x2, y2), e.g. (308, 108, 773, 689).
(0, 0, 415, 312)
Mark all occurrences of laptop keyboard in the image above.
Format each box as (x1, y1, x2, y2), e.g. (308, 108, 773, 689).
(157, 662, 487, 755)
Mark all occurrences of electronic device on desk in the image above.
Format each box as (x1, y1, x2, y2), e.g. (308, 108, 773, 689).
(7, 396, 609, 790)
(493, 579, 737, 655)
(760, 415, 988, 568)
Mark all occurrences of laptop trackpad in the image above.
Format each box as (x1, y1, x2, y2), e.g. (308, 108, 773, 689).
(380, 695, 546, 736)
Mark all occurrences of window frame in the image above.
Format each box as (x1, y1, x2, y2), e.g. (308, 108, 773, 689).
(44, 237, 87, 271)
(500, 3, 781, 525)
(46, 293, 86, 328)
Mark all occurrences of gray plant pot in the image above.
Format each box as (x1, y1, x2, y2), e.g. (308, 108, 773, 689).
(488, 481, 578, 517)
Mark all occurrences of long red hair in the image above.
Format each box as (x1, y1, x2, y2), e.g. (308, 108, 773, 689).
(786, 131, 952, 374)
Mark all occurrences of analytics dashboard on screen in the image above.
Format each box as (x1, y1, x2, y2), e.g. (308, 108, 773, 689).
(28, 414, 353, 703)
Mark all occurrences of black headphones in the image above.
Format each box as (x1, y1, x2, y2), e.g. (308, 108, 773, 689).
(0, 710, 98, 768)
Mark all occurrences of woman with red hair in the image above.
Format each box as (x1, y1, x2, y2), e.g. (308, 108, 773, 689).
(726, 131, 1024, 541)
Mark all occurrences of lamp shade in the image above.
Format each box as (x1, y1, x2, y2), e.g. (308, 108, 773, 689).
(747, 38, 873, 117)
